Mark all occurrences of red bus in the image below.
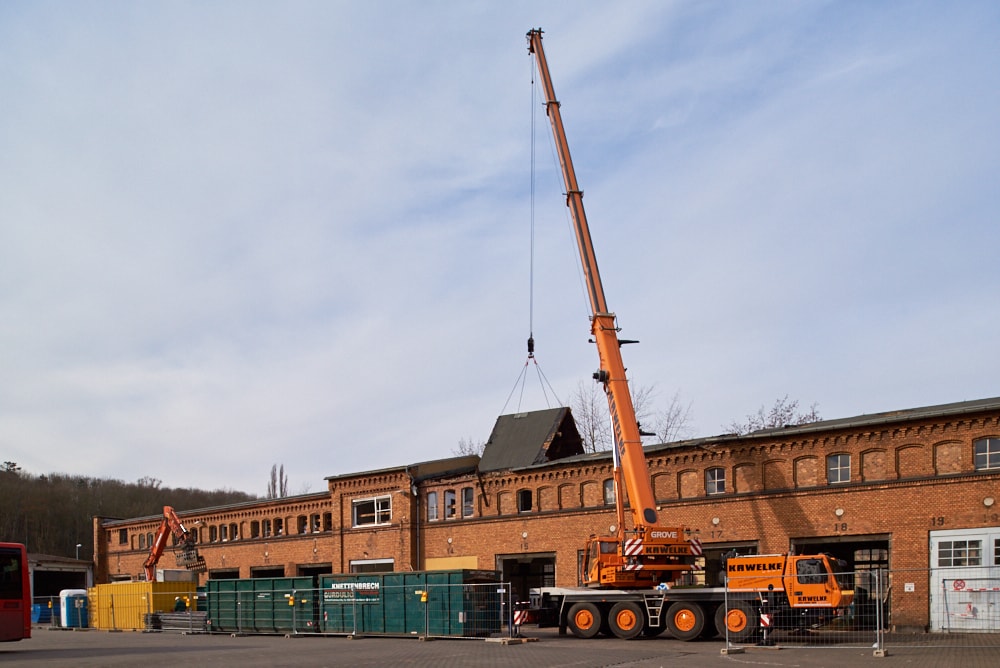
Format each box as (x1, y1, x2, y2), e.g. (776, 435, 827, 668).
(0, 543, 31, 642)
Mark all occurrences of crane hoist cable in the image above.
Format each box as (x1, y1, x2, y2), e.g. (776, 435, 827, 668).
(500, 51, 562, 416)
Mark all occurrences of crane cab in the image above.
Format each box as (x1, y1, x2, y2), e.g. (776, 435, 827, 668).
(582, 529, 694, 589)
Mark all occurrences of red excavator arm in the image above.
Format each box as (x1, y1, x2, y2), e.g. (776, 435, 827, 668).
(142, 506, 206, 581)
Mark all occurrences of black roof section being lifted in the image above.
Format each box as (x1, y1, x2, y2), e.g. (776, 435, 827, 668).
(478, 406, 585, 473)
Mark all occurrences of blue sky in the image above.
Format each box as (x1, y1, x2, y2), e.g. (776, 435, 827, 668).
(2, 1, 998, 496)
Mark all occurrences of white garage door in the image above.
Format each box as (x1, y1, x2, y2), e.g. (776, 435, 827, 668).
(928, 527, 1000, 632)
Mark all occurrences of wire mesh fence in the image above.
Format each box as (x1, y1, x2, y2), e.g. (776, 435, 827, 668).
(720, 566, 1000, 653)
(79, 586, 203, 632)
(935, 576, 1000, 633)
(721, 567, 887, 652)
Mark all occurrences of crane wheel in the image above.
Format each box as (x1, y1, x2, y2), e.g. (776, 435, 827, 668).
(608, 602, 645, 640)
(665, 602, 705, 641)
(714, 601, 760, 644)
(567, 602, 602, 639)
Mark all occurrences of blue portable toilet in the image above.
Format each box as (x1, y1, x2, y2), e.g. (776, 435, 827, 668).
(59, 589, 89, 628)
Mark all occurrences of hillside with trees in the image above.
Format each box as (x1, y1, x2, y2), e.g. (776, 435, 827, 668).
(0, 462, 256, 560)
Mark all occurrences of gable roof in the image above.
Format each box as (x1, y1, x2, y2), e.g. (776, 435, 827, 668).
(478, 407, 584, 472)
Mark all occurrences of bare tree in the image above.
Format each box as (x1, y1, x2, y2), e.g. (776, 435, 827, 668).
(267, 464, 288, 499)
(725, 395, 821, 436)
(643, 389, 694, 443)
(453, 437, 486, 457)
(571, 380, 613, 453)
(136, 476, 162, 489)
(571, 381, 692, 453)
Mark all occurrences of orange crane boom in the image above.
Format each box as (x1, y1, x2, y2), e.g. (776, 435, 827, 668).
(527, 28, 658, 530)
(527, 28, 692, 589)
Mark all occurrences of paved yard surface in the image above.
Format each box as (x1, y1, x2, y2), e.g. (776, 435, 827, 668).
(1, 626, 997, 667)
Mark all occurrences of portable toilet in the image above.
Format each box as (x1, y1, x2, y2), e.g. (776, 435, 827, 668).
(60, 589, 89, 628)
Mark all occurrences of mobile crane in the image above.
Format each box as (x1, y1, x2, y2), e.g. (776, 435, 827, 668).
(525, 28, 854, 641)
(142, 506, 207, 581)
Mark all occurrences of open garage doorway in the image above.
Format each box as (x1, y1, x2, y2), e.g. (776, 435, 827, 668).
(701, 541, 758, 587)
(791, 534, 890, 574)
(792, 534, 891, 627)
(496, 553, 555, 605)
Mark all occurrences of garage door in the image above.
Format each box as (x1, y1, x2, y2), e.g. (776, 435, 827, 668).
(929, 527, 1000, 632)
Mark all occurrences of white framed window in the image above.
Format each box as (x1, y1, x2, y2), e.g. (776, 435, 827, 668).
(353, 495, 392, 527)
(706, 467, 726, 495)
(827, 453, 851, 484)
(444, 490, 457, 519)
(602, 479, 616, 505)
(938, 539, 982, 567)
(462, 487, 475, 518)
(974, 437, 1000, 470)
(427, 491, 439, 521)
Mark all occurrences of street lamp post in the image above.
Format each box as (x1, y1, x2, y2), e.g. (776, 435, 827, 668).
(76, 543, 82, 560)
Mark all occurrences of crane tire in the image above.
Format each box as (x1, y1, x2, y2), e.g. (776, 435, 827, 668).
(665, 601, 705, 641)
(608, 601, 645, 639)
(714, 600, 761, 644)
(567, 602, 602, 639)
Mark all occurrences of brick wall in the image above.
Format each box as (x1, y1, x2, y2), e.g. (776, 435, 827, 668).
(97, 403, 1000, 631)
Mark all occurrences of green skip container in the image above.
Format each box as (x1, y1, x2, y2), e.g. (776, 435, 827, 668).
(319, 570, 502, 637)
(207, 576, 317, 634)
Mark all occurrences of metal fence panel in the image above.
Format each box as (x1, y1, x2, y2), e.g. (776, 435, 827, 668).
(723, 569, 887, 651)
(935, 577, 1000, 633)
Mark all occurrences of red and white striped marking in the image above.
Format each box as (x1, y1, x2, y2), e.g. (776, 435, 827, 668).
(689, 537, 703, 556)
(623, 538, 644, 556)
(760, 613, 772, 628)
(623, 563, 644, 571)
(513, 610, 528, 626)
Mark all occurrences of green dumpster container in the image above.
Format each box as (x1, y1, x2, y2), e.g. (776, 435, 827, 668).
(207, 576, 317, 634)
(319, 570, 501, 637)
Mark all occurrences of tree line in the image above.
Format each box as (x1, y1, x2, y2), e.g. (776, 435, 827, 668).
(0, 462, 255, 560)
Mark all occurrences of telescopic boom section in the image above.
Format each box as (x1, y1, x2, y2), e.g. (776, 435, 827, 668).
(527, 29, 658, 530)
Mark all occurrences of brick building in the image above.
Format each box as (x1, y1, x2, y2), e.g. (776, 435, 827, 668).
(94, 397, 1000, 632)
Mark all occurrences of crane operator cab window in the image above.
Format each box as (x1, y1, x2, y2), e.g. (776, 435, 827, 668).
(796, 558, 827, 585)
